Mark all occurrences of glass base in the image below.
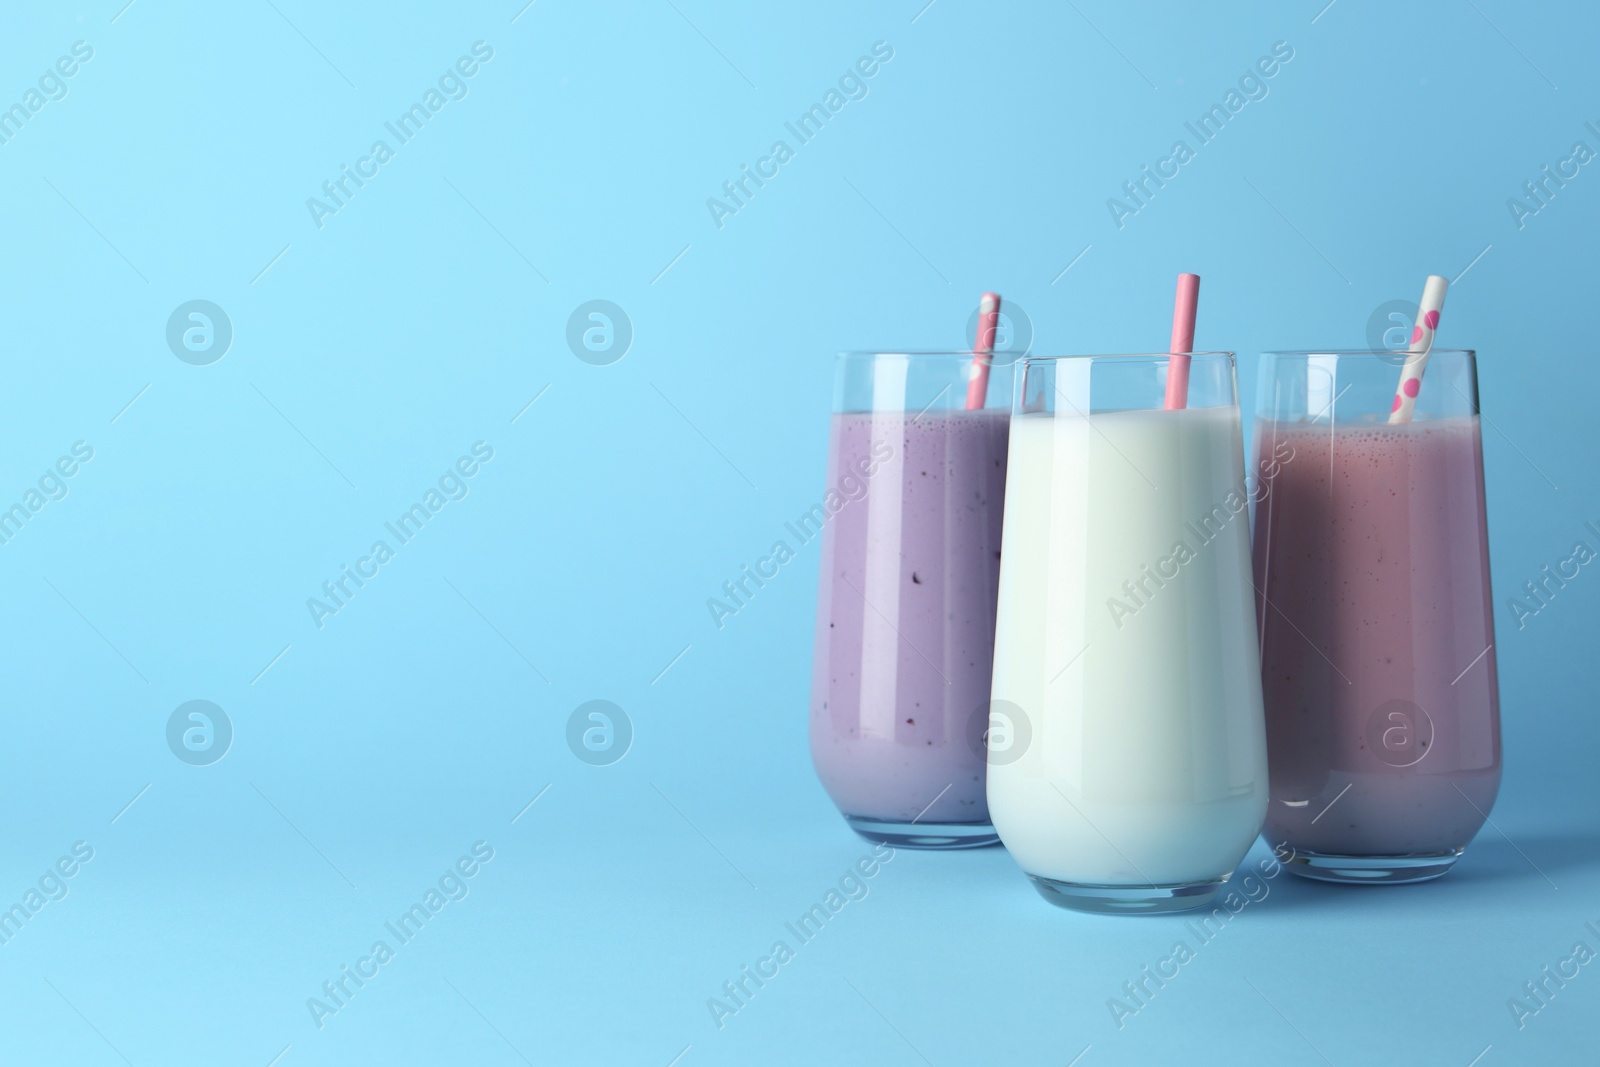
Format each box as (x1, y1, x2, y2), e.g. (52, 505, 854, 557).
(1283, 848, 1464, 885)
(1027, 875, 1226, 914)
(843, 815, 1000, 850)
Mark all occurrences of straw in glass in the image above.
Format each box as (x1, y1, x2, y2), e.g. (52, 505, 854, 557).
(1163, 273, 1200, 410)
(965, 292, 1001, 410)
(1388, 275, 1448, 424)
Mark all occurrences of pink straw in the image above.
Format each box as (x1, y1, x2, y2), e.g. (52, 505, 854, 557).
(1163, 273, 1200, 410)
(965, 293, 1001, 410)
(1388, 275, 1448, 424)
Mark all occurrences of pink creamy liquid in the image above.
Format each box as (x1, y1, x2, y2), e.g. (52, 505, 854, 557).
(1252, 416, 1501, 855)
(810, 409, 1009, 825)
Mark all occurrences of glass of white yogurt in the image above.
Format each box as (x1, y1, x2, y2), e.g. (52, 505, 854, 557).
(985, 352, 1269, 914)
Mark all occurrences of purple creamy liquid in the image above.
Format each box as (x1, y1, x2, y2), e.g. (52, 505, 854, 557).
(810, 408, 1009, 825)
(1252, 417, 1501, 855)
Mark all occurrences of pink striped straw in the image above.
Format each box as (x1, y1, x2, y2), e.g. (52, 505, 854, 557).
(965, 292, 1001, 410)
(1388, 275, 1449, 424)
(1163, 273, 1200, 410)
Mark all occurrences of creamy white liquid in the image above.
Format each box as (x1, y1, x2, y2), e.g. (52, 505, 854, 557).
(987, 406, 1268, 886)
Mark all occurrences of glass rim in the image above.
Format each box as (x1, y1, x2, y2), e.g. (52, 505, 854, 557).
(835, 350, 1008, 361)
(1261, 348, 1476, 358)
(1018, 351, 1234, 366)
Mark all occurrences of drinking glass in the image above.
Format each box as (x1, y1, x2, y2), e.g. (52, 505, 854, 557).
(1252, 350, 1501, 883)
(987, 353, 1268, 912)
(809, 352, 1012, 848)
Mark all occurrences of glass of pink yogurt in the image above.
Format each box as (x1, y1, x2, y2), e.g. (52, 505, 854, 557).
(1252, 350, 1502, 883)
(809, 352, 1012, 848)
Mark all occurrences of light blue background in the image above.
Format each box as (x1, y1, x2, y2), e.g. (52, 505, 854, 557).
(1, 1, 1596, 1064)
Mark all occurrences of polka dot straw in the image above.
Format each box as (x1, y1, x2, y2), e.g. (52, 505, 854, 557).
(1388, 275, 1448, 424)
(965, 293, 1001, 410)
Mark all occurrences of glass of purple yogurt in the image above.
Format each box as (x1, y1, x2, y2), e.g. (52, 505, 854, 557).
(809, 352, 1012, 848)
(1252, 350, 1502, 883)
